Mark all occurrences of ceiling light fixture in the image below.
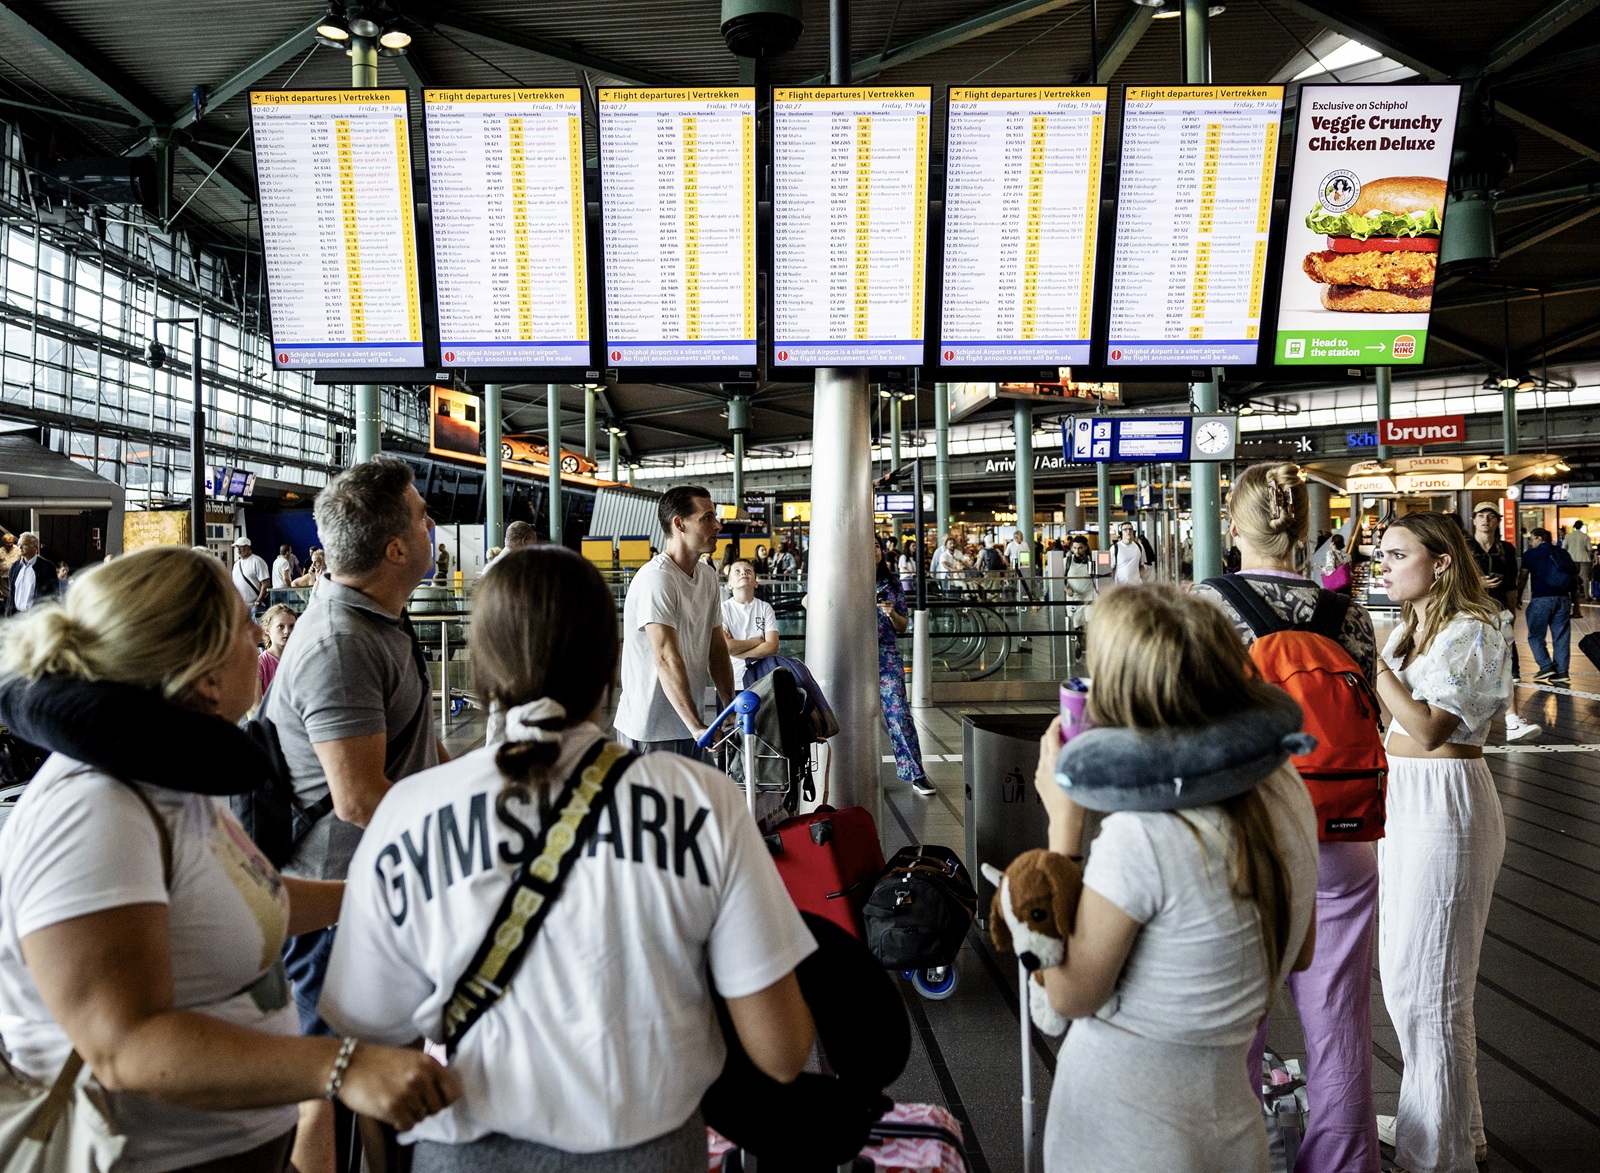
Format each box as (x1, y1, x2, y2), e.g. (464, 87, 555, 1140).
(380, 28, 411, 50)
(1152, 3, 1224, 16)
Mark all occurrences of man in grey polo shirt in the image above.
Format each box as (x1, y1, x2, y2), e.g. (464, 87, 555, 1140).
(266, 456, 442, 1172)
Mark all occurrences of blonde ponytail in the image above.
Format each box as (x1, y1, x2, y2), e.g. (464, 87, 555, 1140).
(0, 547, 240, 705)
(1227, 462, 1308, 560)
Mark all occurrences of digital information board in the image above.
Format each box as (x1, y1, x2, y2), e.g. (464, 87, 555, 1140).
(940, 87, 1107, 366)
(251, 90, 423, 369)
(424, 89, 589, 366)
(1066, 414, 1236, 462)
(772, 87, 930, 366)
(597, 88, 756, 366)
(1273, 84, 1459, 366)
(1105, 86, 1283, 366)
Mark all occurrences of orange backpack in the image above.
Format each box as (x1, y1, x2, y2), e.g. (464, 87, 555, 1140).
(1205, 575, 1387, 842)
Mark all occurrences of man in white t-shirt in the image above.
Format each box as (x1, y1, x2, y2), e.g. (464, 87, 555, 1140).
(931, 535, 969, 581)
(272, 544, 299, 589)
(614, 486, 736, 757)
(1111, 523, 1147, 587)
(722, 560, 779, 690)
(1004, 529, 1027, 571)
(230, 536, 270, 611)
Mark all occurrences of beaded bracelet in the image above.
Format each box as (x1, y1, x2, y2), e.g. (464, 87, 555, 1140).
(324, 1036, 358, 1101)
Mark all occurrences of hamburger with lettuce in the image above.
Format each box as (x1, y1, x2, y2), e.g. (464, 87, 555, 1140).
(1301, 176, 1445, 312)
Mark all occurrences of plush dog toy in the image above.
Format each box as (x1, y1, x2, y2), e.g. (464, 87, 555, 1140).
(981, 851, 1083, 1036)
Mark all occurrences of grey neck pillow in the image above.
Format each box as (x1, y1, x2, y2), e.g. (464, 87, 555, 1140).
(1055, 689, 1315, 812)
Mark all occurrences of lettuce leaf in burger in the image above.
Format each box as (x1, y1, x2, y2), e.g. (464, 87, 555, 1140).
(1302, 176, 1445, 313)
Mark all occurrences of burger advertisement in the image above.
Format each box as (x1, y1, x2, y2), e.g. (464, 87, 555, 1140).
(1274, 84, 1461, 366)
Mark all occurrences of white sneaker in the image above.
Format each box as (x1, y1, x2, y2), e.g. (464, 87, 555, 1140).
(1506, 715, 1543, 742)
(1377, 1115, 1397, 1148)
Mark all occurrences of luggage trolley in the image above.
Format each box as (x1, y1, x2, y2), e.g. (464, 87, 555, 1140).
(696, 689, 795, 829)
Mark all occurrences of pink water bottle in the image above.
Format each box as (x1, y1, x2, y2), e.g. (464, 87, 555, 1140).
(1059, 678, 1091, 744)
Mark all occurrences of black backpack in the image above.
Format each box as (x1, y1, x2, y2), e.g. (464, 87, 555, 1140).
(232, 604, 432, 867)
(863, 845, 978, 970)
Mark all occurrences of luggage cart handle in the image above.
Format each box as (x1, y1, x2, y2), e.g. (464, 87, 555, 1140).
(696, 689, 760, 748)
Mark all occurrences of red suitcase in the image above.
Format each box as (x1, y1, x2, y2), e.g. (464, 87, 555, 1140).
(766, 806, 885, 939)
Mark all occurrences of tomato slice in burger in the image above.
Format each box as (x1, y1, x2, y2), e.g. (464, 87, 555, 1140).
(1326, 236, 1440, 253)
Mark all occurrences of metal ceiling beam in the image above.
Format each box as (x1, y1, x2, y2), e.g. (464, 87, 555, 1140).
(1435, 276, 1600, 312)
(1498, 198, 1600, 259)
(623, 418, 727, 445)
(1427, 328, 1500, 368)
(1491, 38, 1600, 88)
(1084, 4, 1156, 82)
(0, 1, 166, 124)
(0, 93, 140, 128)
(1484, 0, 1600, 75)
(171, 15, 324, 130)
(1495, 180, 1600, 213)
(176, 143, 256, 208)
(399, 2, 681, 87)
(1269, 0, 1600, 162)
(389, 46, 436, 94)
(1533, 309, 1600, 358)
(799, 0, 1076, 84)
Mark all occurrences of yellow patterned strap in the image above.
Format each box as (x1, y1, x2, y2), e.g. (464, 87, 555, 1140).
(441, 740, 634, 1054)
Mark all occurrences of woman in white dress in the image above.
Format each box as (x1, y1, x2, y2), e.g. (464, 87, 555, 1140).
(1371, 512, 1510, 1173)
(1034, 584, 1320, 1172)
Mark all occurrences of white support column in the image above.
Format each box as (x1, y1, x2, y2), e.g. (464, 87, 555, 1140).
(805, 370, 879, 819)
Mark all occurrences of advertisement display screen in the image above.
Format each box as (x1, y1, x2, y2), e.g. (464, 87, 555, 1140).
(250, 91, 423, 369)
(424, 89, 589, 367)
(598, 88, 756, 367)
(1274, 84, 1461, 366)
(939, 87, 1107, 366)
(1105, 86, 1283, 366)
(772, 87, 931, 366)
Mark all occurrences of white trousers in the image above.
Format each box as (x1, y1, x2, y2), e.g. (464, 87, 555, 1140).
(1378, 756, 1504, 1173)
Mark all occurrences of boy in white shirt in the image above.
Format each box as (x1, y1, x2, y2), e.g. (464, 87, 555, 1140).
(722, 560, 779, 690)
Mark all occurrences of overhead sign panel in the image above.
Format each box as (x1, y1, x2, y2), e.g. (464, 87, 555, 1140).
(597, 87, 757, 367)
(251, 90, 423, 369)
(1274, 84, 1461, 366)
(772, 87, 931, 366)
(1105, 86, 1283, 366)
(939, 86, 1107, 366)
(1378, 413, 1465, 445)
(423, 88, 589, 367)
(1066, 414, 1235, 462)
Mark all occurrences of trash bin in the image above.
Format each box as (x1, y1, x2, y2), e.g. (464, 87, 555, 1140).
(963, 713, 1053, 926)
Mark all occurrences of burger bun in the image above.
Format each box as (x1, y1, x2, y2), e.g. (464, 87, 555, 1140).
(1321, 284, 1434, 313)
(1352, 176, 1446, 218)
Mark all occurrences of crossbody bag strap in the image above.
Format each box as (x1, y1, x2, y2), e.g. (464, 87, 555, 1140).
(25, 779, 173, 1140)
(440, 740, 635, 1056)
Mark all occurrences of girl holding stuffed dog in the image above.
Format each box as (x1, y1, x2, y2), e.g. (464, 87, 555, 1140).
(1033, 585, 1320, 1173)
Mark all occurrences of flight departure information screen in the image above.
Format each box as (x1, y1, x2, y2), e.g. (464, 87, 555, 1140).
(597, 88, 756, 367)
(772, 87, 930, 366)
(940, 86, 1107, 367)
(423, 89, 589, 367)
(251, 90, 423, 368)
(1105, 86, 1283, 366)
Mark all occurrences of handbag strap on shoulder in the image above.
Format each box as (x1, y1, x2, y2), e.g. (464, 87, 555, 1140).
(441, 740, 635, 1055)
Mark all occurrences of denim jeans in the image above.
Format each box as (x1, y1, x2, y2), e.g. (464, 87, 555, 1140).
(282, 925, 338, 1036)
(1525, 595, 1571, 674)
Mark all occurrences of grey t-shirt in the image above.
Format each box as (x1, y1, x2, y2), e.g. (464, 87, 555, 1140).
(265, 578, 436, 879)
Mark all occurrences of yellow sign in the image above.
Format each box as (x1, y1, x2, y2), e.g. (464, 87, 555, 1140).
(123, 510, 191, 551)
(782, 502, 812, 523)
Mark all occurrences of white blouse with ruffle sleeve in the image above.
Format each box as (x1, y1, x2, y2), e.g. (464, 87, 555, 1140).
(1381, 611, 1513, 747)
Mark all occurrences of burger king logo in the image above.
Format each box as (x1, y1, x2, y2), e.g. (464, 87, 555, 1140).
(1319, 169, 1361, 212)
(1392, 334, 1417, 360)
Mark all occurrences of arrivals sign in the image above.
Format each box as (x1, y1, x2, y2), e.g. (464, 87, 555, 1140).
(1274, 84, 1462, 366)
(1378, 414, 1464, 445)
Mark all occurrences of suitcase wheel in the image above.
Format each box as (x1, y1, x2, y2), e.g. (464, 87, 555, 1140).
(906, 966, 959, 1000)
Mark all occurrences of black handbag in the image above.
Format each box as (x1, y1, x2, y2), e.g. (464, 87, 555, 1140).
(862, 845, 978, 970)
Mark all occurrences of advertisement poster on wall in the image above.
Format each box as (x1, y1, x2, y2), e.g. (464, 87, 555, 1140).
(1273, 84, 1461, 366)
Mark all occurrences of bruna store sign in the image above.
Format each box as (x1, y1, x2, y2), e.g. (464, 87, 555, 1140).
(1378, 414, 1465, 445)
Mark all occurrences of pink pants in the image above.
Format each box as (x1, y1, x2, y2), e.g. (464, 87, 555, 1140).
(1250, 839, 1381, 1173)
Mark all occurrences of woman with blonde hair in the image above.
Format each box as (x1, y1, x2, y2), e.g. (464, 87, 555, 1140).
(0, 547, 459, 1172)
(1195, 461, 1382, 1173)
(1034, 584, 1319, 1172)
(1371, 513, 1510, 1173)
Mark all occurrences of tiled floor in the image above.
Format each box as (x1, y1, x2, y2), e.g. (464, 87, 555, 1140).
(440, 609, 1600, 1173)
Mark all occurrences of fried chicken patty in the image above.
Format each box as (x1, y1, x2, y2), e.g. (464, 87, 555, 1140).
(1302, 249, 1438, 292)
